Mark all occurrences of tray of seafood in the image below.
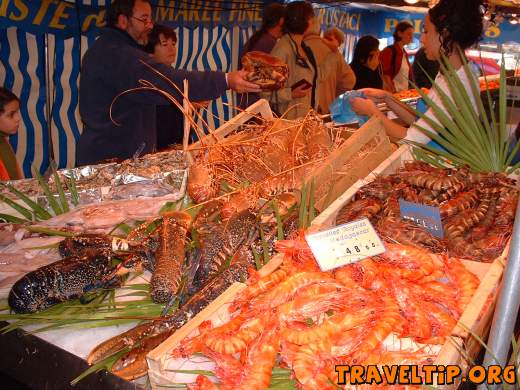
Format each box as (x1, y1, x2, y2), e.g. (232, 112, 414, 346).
(187, 99, 395, 213)
(310, 144, 514, 385)
(0, 150, 188, 218)
(145, 232, 494, 389)
(311, 145, 517, 262)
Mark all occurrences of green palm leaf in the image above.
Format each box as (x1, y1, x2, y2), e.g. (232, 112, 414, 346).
(410, 51, 519, 173)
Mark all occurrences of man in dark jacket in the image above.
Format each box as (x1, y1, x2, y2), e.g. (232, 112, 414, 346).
(77, 0, 259, 166)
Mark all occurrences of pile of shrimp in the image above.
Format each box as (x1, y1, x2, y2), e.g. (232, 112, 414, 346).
(171, 234, 480, 389)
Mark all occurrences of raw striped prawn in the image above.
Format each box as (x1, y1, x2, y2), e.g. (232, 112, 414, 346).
(335, 197, 383, 225)
(439, 189, 479, 218)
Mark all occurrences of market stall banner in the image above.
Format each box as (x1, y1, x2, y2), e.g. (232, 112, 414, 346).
(0, 0, 273, 38)
(312, 4, 360, 63)
(482, 20, 520, 45)
(0, 0, 261, 177)
(358, 10, 426, 44)
(0, 28, 50, 177)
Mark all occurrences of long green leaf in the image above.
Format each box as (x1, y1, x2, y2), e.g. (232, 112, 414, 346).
(308, 178, 316, 224)
(410, 83, 488, 169)
(271, 200, 284, 240)
(0, 194, 33, 220)
(1, 183, 52, 219)
(52, 169, 70, 213)
(407, 92, 486, 168)
(252, 248, 262, 270)
(33, 168, 62, 215)
(66, 176, 80, 206)
(25, 226, 76, 237)
(0, 213, 27, 223)
(298, 181, 309, 230)
(259, 226, 270, 266)
(71, 346, 132, 385)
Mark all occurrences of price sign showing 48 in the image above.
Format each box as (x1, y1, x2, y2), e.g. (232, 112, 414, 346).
(305, 218, 386, 272)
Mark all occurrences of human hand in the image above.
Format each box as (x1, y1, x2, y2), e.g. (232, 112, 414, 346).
(291, 84, 311, 99)
(359, 88, 390, 103)
(227, 70, 261, 93)
(350, 97, 378, 116)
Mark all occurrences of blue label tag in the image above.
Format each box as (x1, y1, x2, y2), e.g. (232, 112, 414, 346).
(398, 198, 444, 238)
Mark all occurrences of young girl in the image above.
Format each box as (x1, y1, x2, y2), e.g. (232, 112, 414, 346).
(0, 87, 22, 180)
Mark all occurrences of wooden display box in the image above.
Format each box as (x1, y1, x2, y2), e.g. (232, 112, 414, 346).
(145, 143, 506, 389)
(146, 254, 284, 389)
(187, 99, 395, 212)
(311, 144, 507, 389)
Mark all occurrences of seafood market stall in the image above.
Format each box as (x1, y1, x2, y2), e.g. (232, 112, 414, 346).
(144, 144, 514, 389)
(0, 101, 399, 387)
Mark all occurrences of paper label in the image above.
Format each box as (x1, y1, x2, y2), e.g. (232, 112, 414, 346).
(398, 198, 444, 238)
(305, 218, 386, 272)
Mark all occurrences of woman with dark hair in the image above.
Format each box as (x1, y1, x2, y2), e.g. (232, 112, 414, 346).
(380, 21, 414, 93)
(350, 0, 483, 143)
(350, 35, 383, 90)
(238, 3, 286, 109)
(242, 3, 285, 55)
(265, 1, 319, 119)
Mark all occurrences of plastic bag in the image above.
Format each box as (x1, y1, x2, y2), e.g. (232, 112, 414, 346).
(329, 90, 369, 125)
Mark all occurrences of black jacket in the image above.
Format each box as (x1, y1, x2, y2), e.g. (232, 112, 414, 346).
(77, 27, 228, 166)
(351, 62, 383, 90)
(412, 48, 440, 89)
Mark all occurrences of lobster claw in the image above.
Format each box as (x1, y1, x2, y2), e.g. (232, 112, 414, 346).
(111, 330, 173, 381)
(87, 321, 168, 380)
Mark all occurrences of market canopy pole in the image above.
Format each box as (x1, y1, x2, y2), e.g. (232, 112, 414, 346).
(479, 196, 520, 389)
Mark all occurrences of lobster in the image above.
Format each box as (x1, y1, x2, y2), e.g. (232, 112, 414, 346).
(8, 234, 155, 314)
(8, 248, 146, 314)
(87, 258, 251, 380)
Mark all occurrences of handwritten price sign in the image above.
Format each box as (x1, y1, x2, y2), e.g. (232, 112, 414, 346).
(305, 218, 386, 272)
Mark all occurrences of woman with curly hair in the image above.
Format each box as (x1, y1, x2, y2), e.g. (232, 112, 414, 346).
(350, 0, 483, 143)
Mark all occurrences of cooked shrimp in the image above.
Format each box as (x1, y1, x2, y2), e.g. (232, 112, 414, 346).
(281, 307, 375, 345)
(444, 256, 480, 312)
(377, 243, 435, 281)
(253, 272, 338, 309)
(205, 317, 266, 355)
(292, 338, 337, 390)
(228, 268, 289, 313)
(277, 289, 352, 323)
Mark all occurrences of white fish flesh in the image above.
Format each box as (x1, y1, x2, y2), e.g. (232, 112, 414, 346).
(36, 193, 184, 231)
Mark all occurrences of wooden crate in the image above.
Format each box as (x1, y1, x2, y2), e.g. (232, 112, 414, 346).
(188, 99, 395, 212)
(188, 98, 274, 150)
(146, 254, 284, 389)
(311, 144, 507, 388)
